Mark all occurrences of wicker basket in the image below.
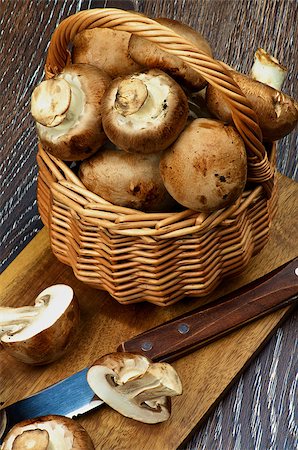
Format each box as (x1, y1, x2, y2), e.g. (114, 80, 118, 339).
(36, 8, 277, 306)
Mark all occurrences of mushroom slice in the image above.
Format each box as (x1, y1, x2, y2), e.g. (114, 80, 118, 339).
(128, 17, 212, 91)
(31, 64, 111, 161)
(72, 28, 142, 78)
(79, 146, 177, 212)
(0, 409, 7, 440)
(250, 48, 287, 90)
(1, 415, 94, 450)
(101, 69, 189, 154)
(160, 118, 247, 212)
(206, 65, 298, 141)
(0, 284, 80, 365)
(87, 353, 182, 424)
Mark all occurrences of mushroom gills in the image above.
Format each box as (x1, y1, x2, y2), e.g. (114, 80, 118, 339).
(87, 353, 182, 424)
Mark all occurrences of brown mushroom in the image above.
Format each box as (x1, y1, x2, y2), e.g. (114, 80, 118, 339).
(206, 58, 298, 141)
(128, 17, 212, 91)
(160, 118, 247, 212)
(1, 415, 94, 450)
(79, 146, 177, 212)
(0, 284, 80, 365)
(87, 352, 182, 424)
(101, 69, 189, 154)
(31, 64, 111, 160)
(72, 28, 142, 78)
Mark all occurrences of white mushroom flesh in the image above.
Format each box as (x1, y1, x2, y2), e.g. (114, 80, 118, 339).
(87, 353, 182, 424)
(251, 48, 287, 90)
(2, 421, 74, 450)
(0, 409, 7, 440)
(0, 285, 73, 343)
(115, 74, 170, 131)
(31, 74, 85, 140)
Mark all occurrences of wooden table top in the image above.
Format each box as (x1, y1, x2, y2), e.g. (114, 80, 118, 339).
(1, 1, 297, 449)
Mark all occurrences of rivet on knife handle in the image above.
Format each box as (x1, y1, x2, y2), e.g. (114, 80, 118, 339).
(118, 257, 298, 362)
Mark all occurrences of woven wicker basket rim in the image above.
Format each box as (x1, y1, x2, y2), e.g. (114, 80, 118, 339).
(40, 8, 275, 228)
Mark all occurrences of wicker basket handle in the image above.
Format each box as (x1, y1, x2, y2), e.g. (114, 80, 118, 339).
(45, 8, 274, 197)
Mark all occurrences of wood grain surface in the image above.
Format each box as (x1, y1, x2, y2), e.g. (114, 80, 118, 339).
(0, 0, 297, 449)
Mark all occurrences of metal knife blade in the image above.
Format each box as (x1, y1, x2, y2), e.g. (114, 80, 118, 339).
(2, 369, 104, 437)
(1, 257, 297, 441)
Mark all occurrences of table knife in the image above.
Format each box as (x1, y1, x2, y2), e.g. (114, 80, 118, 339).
(1, 257, 297, 440)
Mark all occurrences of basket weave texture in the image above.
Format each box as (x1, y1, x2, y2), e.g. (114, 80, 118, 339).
(37, 8, 277, 306)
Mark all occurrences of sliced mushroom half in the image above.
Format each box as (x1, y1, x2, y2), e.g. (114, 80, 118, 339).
(87, 352, 182, 424)
(31, 64, 111, 160)
(128, 17, 212, 91)
(0, 284, 80, 364)
(1, 415, 94, 450)
(101, 69, 189, 154)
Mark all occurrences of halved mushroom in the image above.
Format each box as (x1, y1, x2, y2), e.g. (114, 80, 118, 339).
(87, 352, 182, 424)
(72, 28, 142, 78)
(31, 64, 111, 160)
(160, 118, 247, 212)
(1, 415, 94, 450)
(128, 17, 212, 91)
(0, 284, 80, 365)
(101, 69, 189, 154)
(79, 146, 177, 212)
(0, 409, 7, 441)
(206, 55, 298, 141)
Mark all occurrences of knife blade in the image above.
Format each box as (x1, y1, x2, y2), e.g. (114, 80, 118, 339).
(1, 257, 297, 440)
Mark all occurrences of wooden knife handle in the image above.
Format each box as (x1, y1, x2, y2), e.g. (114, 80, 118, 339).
(118, 258, 298, 362)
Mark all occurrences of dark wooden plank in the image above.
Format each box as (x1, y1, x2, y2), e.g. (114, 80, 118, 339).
(0, 1, 297, 449)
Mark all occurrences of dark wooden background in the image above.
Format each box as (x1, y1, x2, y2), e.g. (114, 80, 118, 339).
(1, 0, 297, 449)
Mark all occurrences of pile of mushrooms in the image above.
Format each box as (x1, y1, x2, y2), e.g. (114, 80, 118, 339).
(1, 415, 94, 450)
(30, 17, 298, 214)
(87, 352, 182, 424)
(0, 285, 80, 365)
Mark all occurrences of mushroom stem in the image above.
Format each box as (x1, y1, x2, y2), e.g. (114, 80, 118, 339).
(31, 77, 85, 131)
(250, 48, 287, 90)
(115, 78, 148, 116)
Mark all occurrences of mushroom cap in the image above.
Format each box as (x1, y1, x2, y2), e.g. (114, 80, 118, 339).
(128, 17, 212, 91)
(101, 69, 189, 154)
(87, 352, 182, 424)
(1, 285, 80, 365)
(156, 17, 213, 57)
(160, 118, 247, 212)
(32, 64, 111, 161)
(79, 146, 177, 212)
(1, 415, 94, 450)
(72, 28, 142, 78)
(206, 71, 298, 141)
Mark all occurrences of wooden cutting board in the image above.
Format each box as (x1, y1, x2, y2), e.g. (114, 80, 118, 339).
(0, 173, 297, 449)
